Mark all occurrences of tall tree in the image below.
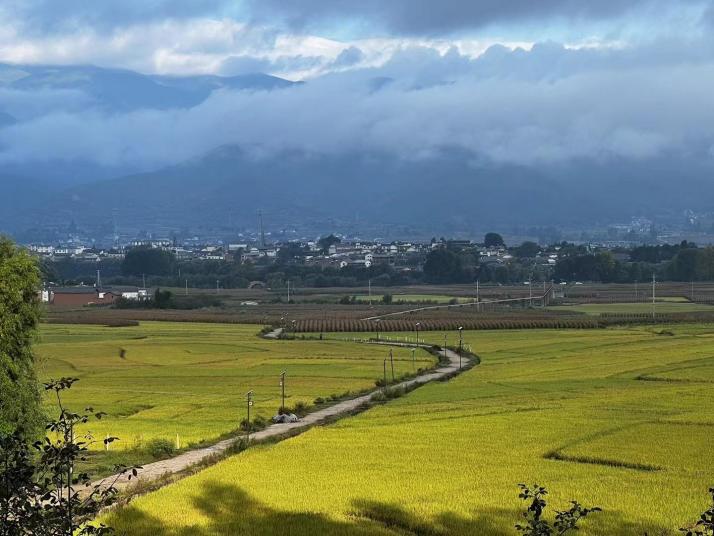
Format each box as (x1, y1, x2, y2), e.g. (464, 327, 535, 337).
(318, 234, 341, 254)
(484, 232, 505, 248)
(121, 247, 176, 277)
(0, 236, 43, 437)
(423, 248, 465, 283)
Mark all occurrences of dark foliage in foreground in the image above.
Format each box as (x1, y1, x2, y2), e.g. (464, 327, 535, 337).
(515, 484, 601, 535)
(0, 378, 140, 535)
(680, 487, 714, 536)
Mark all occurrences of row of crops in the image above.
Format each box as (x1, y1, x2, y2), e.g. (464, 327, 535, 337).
(293, 317, 602, 332)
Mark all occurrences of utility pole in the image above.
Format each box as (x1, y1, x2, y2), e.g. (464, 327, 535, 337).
(389, 349, 395, 382)
(142, 273, 146, 289)
(412, 348, 416, 371)
(635, 279, 638, 301)
(691, 280, 695, 302)
(185, 279, 188, 296)
(652, 273, 656, 321)
(96, 270, 101, 289)
(216, 279, 220, 294)
(279, 371, 286, 413)
(414, 322, 421, 345)
(287, 280, 290, 303)
(245, 391, 254, 443)
(529, 276, 533, 307)
(476, 280, 480, 311)
(458, 326, 463, 369)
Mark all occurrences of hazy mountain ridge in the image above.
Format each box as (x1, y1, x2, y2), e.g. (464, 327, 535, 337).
(0, 58, 711, 237)
(3, 146, 710, 236)
(0, 63, 298, 112)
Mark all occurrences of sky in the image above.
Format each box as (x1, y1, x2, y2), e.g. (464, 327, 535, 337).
(0, 0, 713, 177)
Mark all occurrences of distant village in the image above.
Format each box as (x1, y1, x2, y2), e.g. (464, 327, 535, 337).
(23, 215, 713, 307)
(27, 235, 560, 272)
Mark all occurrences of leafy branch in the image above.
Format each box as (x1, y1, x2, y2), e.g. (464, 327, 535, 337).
(0, 377, 141, 536)
(515, 483, 601, 536)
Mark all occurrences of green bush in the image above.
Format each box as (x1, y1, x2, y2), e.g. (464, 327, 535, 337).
(0, 236, 43, 439)
(371, 391, 387, 402)
(293, 401, 309, 416)
(145, 438, 176, 458)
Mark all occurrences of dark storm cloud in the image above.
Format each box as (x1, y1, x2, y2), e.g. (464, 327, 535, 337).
(6, 0, 708, 36)
(1, 0, 229, 32)
(247, 0, 708, 34)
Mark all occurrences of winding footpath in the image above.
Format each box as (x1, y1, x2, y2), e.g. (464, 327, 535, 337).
(97, 343, 467, 493)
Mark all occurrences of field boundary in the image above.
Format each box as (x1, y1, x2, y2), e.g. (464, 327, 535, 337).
(93, 340, 475, 496)
(361, 285, 555, 321)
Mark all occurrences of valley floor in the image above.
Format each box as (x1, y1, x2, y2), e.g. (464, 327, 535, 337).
(104, 324, 714, 535)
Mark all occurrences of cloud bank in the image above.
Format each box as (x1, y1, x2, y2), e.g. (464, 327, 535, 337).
(1, 42, 713, 174)
(247, 0, 706, 34)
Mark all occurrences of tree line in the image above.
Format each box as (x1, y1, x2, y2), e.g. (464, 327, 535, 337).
(39, 238, 714, 289)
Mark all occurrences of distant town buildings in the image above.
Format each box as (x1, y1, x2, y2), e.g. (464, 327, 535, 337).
(43, 286, 147, 306)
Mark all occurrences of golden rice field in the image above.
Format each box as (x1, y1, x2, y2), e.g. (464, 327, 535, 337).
(106, 324, 714, 535)
(36, 322, 435, 470)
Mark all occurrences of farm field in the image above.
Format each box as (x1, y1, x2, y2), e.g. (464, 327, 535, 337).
(107, 324, 714, 535)
(353, 294, 470, 304)
(36, 322, 435, 471)
(549, 301, 714, 315)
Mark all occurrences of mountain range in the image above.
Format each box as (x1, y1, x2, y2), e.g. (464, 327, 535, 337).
(0, 62, 710, 239)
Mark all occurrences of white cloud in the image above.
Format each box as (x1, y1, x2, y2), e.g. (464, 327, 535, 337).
(0, 13, 536, 80)
(1, 44, 712, 171)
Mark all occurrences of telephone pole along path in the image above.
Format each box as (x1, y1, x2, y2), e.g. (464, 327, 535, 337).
(99, 343, 467, 493)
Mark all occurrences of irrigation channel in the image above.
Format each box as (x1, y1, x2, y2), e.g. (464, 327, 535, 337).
(93, 336, 473, 494)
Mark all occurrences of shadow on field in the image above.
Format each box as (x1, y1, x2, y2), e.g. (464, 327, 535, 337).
(111, 483, 387, 536)
(109, 481, 672, 536)
(350, 499, 512, 535)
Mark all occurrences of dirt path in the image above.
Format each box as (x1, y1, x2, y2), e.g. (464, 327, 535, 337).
(98, 344, 467, 493)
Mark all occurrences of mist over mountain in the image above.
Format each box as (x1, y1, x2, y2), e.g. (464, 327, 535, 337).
(0, 63, 297, 185)
(2, 29, 714, 237)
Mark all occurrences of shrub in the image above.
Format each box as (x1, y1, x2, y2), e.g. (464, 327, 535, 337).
(515, 483, 601, 535)
(0, 377, 140, 535)
(254, 416, 268, 429)
(146, 438, 176, 458)
(371, 391, 387, 402)
(681, 487, 714, 536)
(225, 438, 249, 456)
(293, 401, 309, 416)
(0, 236, 43, 438)
(384, 386, 406, 400)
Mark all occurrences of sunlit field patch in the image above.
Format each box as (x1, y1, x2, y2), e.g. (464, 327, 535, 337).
(106, 324, 714, 535)
(36, 322, 435, 458)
